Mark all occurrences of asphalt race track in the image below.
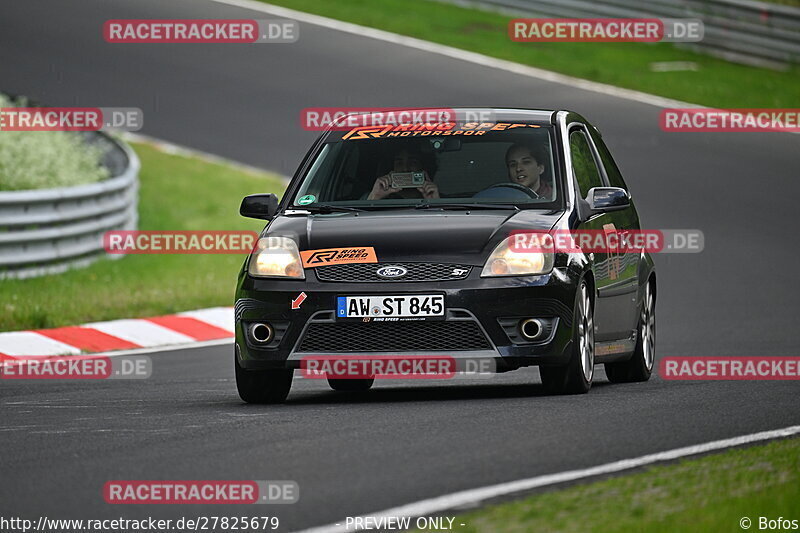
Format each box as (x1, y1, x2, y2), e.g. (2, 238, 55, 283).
(2, 1, 799, 531)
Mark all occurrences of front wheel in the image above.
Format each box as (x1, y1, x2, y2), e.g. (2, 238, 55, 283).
(235, 355, 293, 404)
(540, 279, 594, 394)
(605, 280, 655, 383)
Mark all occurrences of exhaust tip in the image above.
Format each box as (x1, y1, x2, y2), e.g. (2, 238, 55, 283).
(249, 322, 274, 344)
(520, 318, 545, 341)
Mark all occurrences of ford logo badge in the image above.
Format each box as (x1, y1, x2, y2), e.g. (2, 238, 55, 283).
(376, 265, 408, 279)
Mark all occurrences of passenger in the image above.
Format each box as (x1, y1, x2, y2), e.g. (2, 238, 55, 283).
(367, 146, 439, 200)
(505, 143, 553, 199)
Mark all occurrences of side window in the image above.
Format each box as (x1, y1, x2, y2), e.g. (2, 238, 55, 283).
(295, 143, 335, 202)
(569, 129, 604, 197)
(589, 127, 627, 190)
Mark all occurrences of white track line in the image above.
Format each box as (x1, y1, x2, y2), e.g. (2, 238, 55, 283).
(293, 425, 800, 533)
(209, 0, 697, 110)
(0, 339, 234, 371)
(92, 338, 233, 358)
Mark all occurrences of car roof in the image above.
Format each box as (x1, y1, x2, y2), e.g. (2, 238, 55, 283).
(448, 107, 557, 123)
(329, 108, 559, 128)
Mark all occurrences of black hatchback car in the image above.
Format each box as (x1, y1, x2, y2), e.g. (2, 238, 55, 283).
(234, 109, 656, 403)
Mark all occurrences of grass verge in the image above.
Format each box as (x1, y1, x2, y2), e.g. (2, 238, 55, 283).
(436, 436, 800, 533)
(0, 142, 284, 332)
(0, 93, 109, 191)
(263, 0, 800, 108)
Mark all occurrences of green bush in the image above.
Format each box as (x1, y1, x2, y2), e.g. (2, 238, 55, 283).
(0, 94, 109, 191)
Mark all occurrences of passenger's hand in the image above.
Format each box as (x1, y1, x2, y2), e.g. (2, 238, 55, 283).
(418, 174, 439, 199)
(367, 175, 401, 200)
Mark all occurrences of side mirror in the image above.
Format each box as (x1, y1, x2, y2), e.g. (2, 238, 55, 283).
(240, 193, 279, 220)
(587, 187, 630, 212)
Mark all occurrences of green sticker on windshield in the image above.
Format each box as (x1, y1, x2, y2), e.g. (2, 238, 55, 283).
(297, 194, 316, 205)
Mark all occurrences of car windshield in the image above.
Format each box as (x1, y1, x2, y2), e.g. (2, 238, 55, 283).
(291, 121, 561, 210)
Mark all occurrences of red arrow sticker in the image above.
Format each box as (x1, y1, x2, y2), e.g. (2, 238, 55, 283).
(291, 292, 307, 310)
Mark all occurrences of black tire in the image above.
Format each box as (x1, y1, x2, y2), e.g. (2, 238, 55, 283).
(605, 280, 655, 383)
(540, 279, 594, 395)
(327, 377, 375, 392)
(235, 355, 293, 404)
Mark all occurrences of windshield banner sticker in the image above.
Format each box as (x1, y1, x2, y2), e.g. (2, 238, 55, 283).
(342, 122, 540, 140)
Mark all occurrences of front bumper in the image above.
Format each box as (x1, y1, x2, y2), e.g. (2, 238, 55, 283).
(235, 267, 578, 371)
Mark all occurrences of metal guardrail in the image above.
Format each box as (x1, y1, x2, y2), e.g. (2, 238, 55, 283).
(447, 0, 800, 67)
(0, 132, 139, 279)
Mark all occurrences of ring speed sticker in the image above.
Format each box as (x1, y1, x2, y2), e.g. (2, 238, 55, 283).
(300, 247, 377, 267)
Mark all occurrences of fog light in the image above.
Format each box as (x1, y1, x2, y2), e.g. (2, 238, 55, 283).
(520, 318, 545, 341)
(248, 322, 274, 344)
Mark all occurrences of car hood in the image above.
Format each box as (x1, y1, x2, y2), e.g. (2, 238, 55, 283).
(266, 209, 564, 264)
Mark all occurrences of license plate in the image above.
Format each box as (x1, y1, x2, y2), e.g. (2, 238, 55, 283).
(337, 295, 445, 320)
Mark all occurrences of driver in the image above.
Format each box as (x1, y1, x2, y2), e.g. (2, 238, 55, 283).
(367, 145, 439, 200)
(505, 143, 553, 199)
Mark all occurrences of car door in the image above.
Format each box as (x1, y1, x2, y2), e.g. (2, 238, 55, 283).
(568, 124, 635, 341)
(587, 125, 641, 338)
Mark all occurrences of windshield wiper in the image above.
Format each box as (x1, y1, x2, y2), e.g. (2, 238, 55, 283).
(297, 205, 366, 214)
(414, 202, 520, 211)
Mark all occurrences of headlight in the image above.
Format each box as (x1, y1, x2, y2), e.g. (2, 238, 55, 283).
(481, 236, 554, 277)
(248, 237, 305, 279)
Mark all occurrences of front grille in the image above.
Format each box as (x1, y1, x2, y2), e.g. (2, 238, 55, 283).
(297, 321, 491, 352)
(315, 263, 472, 283)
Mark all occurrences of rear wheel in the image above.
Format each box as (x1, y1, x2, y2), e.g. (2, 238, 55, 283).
(327, 377, 374, 392)
(235, 355, 293, 404)
(540, 279, 594, 394)
(605, 280, 655, 383)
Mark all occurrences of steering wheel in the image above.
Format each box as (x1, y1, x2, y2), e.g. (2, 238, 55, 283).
(473, 182, 540, 200)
